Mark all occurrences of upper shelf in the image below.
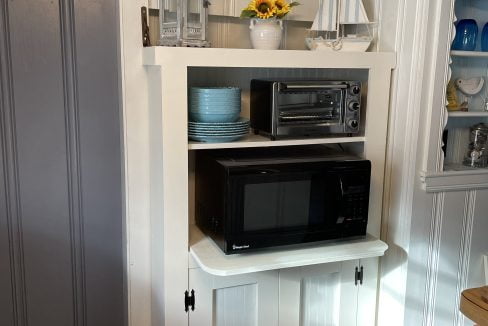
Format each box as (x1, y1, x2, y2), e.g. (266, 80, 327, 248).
(143, 47, 396, 70)
(451, 50, 488, 58)
(448, 111, 488, 118)
(189, 224, 388, 276)
(188, 134, 366, 150)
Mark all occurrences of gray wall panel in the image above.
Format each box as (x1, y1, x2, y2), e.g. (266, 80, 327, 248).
(0, 0, 124, 324)
(0, 123, 15, 326)
(8, 0, 75, 324)
(74, 0, 124, 325)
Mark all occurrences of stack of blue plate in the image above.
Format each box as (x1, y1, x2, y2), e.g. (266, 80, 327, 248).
(189, 87, 241, 123)
(188, 118, 250, 143)
(188, 87, 249, 142)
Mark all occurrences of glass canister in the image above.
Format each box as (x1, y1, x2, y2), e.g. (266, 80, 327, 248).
(463, 123, 488, 168)
(159, 0, 210, 47)
(452, 19, 478, 51)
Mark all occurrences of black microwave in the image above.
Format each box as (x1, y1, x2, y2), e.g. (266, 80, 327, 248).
(195, 147, 371, 254)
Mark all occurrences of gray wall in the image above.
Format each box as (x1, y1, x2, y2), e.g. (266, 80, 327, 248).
(0, 0, 125, 325)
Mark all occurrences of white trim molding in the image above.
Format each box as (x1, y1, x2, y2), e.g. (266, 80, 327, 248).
(420, 170, 488, 193)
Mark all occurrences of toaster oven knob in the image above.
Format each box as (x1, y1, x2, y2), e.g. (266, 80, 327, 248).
(349, 101, 360, 111)
(347, 119, 359, 129)
(351, 85, 361, 95)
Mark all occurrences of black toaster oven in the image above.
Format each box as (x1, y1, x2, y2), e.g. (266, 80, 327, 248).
(250, 80, 362, 140)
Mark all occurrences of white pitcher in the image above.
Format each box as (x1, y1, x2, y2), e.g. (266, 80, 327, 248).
(249, 18, 283, 50)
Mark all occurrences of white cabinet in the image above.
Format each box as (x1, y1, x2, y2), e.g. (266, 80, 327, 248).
(138, 47, 394, 326)
(189, 259, 378, 326)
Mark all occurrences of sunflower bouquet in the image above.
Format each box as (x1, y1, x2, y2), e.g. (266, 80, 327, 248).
(241, 0, 300, 20)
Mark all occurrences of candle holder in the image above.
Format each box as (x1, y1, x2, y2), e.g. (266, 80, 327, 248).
(159, 0, 210, 47)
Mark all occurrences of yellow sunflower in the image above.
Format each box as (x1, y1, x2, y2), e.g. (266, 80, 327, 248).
(248, 0, 277, 19)
(275, 0, 290, 18)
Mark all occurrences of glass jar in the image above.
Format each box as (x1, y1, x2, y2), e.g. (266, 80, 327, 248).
(463, 123, 488, 168)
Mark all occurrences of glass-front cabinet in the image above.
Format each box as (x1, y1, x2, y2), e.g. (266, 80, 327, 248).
(444, 0, 488, 171)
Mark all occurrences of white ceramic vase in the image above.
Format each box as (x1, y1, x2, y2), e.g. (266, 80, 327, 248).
(249, 18, 283, 50)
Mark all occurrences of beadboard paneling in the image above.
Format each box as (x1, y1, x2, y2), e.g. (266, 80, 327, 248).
(0, 0, 124, 325)
(215, 284, 258, 326)
(420, 187, 488, 326)
(300, 273, 340, 326)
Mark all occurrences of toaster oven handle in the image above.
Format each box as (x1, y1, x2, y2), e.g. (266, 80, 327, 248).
(283, 84, 348, 90)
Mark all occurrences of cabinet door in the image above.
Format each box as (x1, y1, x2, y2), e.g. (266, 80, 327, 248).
(279, 260, 359, 326)
(357, 258, 379, 325)
(189, 268, 280, 326)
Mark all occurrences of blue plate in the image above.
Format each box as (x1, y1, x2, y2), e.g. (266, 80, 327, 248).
(188, 129, 249, 136)
(188, 117, 249, 126)
(188, 134, 247, 143)
(189, 127, 249, 133)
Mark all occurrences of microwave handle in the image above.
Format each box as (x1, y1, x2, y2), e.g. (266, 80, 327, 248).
(232, 168, 282, 176)
(338, 177, 345, 197)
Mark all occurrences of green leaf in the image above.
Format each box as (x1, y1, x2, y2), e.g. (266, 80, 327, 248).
(240, 10, 256, 18)
(289, 2, 300, 7)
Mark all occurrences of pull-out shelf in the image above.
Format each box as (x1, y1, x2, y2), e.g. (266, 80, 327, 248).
(189, 225, 388, 276)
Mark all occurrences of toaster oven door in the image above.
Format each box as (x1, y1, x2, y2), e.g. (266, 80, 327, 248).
(273, 83, 347, 136)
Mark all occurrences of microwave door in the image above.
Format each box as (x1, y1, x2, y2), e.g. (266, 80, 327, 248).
(229, 168, 337, 238)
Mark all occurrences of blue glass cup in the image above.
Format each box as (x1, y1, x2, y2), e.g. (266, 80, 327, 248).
(452, 19, 478, 51)
(481, 23, 488, 51)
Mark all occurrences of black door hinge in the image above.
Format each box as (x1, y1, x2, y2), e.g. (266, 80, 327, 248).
(185, 289, 195, 312)
(355, 266, 364, 286)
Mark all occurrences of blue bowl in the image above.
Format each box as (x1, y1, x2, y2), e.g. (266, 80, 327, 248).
(190, 107, 241, 113)
(190, 87, 240, 94)
(190, 98, 241, 105)
(452, 19, 478, 51)
(189, 111, 240, 123)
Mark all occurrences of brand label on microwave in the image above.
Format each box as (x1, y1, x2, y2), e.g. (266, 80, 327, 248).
(232, 244, 250, 250)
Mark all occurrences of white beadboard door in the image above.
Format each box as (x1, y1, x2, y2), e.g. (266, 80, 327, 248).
(356, 258, 379, 325)
(279, 260, 359, 326)
(189, 268, 280, 326)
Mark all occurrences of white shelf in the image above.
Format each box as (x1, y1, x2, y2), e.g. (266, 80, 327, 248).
(143, 47, 396, 69)
(448, 111, 488, 118)
(451, 50, 488, 58)
(189, 224, 388, 276)
(188, 134, 366, 150)
(421, 168, 488, 192)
